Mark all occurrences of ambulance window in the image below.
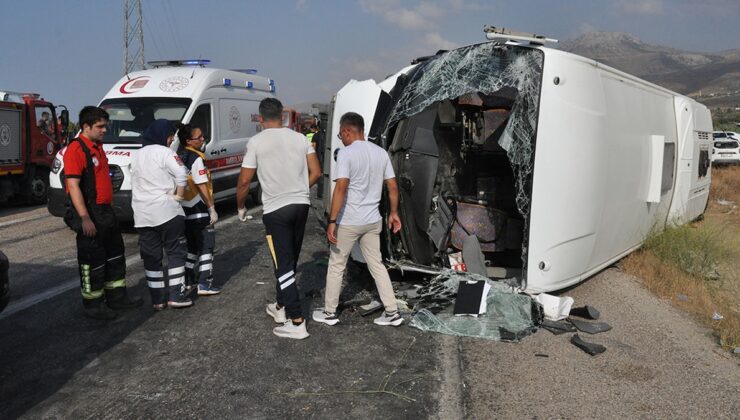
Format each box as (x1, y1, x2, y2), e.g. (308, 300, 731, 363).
(190, 104, 211, 143)
(35, 106, 56, 140)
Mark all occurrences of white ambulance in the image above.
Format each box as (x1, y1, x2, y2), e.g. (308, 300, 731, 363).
(48, 60, 274, 221)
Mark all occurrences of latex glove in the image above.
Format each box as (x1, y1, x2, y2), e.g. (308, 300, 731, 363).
(208, 206, 218, 225)
(238, 207, 248, 222)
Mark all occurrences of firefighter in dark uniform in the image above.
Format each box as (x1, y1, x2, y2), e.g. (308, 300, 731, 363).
(63, 106, 143, 320)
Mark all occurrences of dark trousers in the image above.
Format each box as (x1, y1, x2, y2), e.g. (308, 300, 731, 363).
(137, 216, 187, 305)
(75, 205, 126, 307)
(185, 218, 215, 288)
(262, 203, 309, 319)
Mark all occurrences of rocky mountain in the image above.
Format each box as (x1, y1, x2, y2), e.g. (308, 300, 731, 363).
(560, 32, 740, 108)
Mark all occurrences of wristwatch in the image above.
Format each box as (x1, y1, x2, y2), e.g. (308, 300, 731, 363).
(327, 219, 336, 224)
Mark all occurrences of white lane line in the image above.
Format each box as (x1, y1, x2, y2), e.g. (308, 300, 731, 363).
(0, 254, 140, 320)
(0, 212, 52, 229)
(0, 206, 262, 320)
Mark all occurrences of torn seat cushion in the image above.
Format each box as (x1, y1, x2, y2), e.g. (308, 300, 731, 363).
(450, 202, 507, 252)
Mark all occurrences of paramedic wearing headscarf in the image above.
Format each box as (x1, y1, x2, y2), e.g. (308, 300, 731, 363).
(130, 119, 192, 310)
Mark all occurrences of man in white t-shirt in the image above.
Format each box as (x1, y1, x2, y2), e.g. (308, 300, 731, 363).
(312, 112, 404, 327)
(236, 98, 321, 339)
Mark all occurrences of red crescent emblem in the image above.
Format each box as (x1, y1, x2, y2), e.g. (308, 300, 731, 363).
(119, 76, 150, 94)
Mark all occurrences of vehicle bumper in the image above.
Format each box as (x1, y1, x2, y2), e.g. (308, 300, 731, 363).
(47, 187, 134, 222)
(712, 158, 740, 165)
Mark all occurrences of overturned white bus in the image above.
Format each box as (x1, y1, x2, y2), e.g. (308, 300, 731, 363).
(322, 29, 713, 293)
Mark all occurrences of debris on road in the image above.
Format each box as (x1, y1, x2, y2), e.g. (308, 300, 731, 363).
(533, 293, 574, 321)
(408, 270, 542, 342)
(570, 334, 607, 356)
(569, 305, 601, 320)
(540, 319, 577, 335)
(568, 318, 613, 335)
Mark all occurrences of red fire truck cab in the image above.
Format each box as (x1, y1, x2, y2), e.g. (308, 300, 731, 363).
(0, 91, 64, 204)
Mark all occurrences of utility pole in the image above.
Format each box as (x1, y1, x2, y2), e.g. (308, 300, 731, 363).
(123, 0, 145, 74)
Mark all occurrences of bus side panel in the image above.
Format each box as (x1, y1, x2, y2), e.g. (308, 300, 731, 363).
(527, 55, 608, 293)
(527, 54, 678, 293)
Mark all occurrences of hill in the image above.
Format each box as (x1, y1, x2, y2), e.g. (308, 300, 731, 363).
(560, 32, 740, 108)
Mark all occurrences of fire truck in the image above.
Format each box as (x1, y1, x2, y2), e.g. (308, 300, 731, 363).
(0, 91, 65, 204)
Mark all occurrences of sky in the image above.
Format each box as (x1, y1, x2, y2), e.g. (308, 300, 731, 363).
(1, 0, 739, 118)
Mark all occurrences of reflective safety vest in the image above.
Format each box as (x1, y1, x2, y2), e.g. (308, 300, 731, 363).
(181, 147, 213, 202)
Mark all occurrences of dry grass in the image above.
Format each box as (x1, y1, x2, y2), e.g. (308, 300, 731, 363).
(707, 165, 740, 227)
(623, 166, 740, 350)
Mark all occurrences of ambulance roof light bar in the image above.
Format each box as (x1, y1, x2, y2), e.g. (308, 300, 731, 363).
(147, 59, 212, 68)
(483, 25, 558, 45)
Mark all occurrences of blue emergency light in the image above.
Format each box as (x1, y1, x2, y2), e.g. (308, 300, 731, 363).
(223, 78, 232, 86)
(246, 81, 254, 89)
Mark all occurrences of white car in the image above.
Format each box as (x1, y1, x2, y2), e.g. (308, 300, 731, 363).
(712, 132, 740, 165)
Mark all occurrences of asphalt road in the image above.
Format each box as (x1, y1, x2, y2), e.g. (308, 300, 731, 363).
(0, 200, 737, 419)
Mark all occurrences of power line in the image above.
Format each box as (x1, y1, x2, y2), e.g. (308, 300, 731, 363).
(142, 1, 164, 60)
(123, 0, 145, 74)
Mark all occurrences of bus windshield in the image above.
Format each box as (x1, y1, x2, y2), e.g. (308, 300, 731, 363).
(99, 97, 192, 144)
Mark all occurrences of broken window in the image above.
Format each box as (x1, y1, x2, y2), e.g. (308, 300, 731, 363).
(376, 42, 544, 283)
(409, 269, 542, 341)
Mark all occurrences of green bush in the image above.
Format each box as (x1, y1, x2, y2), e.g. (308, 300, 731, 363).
(643, 223, 732, 280)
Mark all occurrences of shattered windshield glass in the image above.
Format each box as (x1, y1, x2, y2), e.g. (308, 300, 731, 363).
(409, 269, 542, 341)
(383, 42, 544, 275)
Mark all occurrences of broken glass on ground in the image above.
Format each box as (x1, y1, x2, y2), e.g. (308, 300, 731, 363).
(409, 269, 542, 342)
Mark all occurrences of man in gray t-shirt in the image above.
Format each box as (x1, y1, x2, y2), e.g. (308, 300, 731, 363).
(236, 98, 321, 340)
(312, 112, 404, 327)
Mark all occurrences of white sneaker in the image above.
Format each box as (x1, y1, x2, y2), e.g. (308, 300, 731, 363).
(266, 303, 287, 323)
(312, 309, 339, 326)
(374, 311, 404, 326)
(273, 320, 309, 339)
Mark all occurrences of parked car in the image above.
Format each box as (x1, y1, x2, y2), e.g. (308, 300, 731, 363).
(0, 250, 8, 312)
(712, 131, 739, 141)
(712, 135, 740, 165)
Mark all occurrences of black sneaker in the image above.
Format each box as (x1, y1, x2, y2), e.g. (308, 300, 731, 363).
(83, 304, 118, 320)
